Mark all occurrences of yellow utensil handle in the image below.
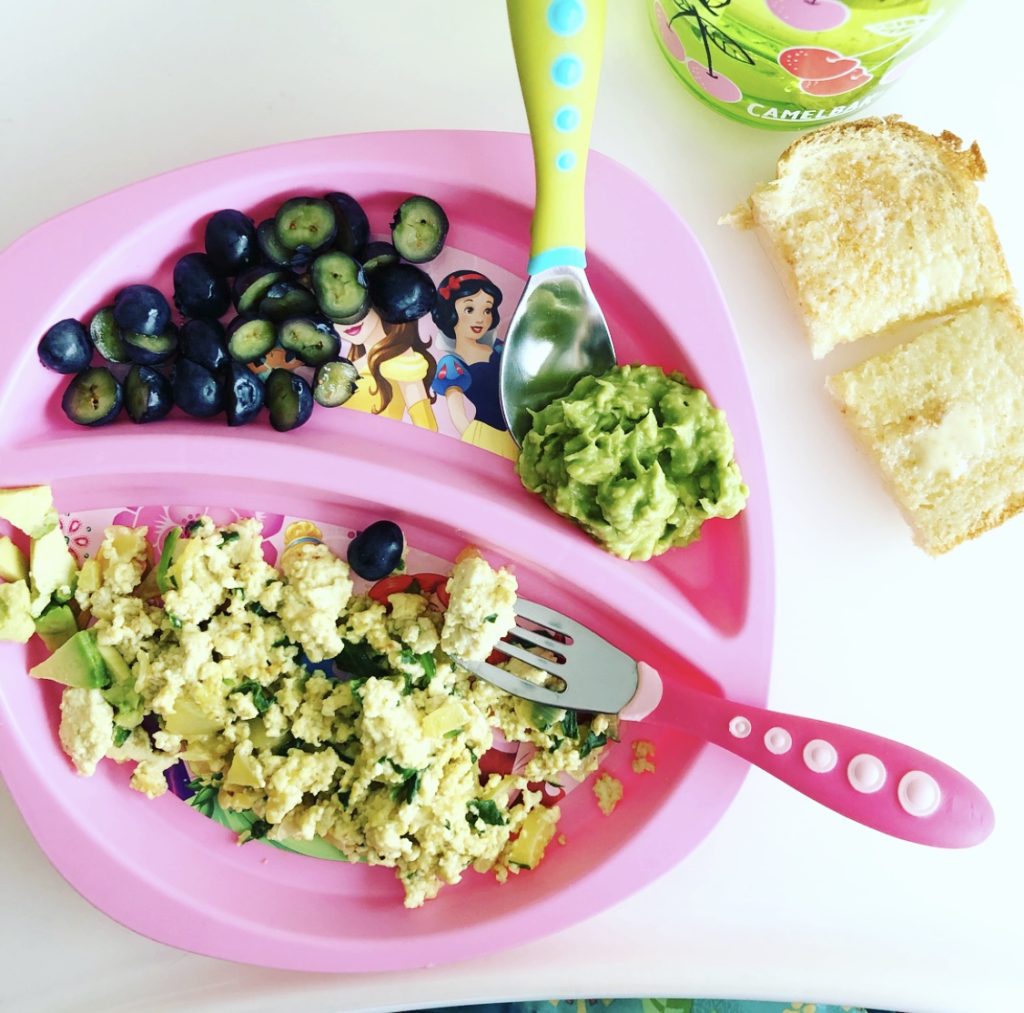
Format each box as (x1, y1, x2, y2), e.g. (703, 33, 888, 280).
(507, 0, 606, 273)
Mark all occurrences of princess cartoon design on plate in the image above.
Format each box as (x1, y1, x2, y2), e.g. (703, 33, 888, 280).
(430, 270, 517, 460)
(337, 306, 438, 430)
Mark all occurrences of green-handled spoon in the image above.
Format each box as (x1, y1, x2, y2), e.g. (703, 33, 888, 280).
(500, 0, 616, 446)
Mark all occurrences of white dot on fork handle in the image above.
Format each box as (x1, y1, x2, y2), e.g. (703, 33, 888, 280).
(803, 738, 837, 773)
(764, 727, 792, 754)
(728, 716, 751, 738)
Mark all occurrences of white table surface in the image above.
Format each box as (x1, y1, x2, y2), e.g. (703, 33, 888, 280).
(2, 3, 1022, 1011)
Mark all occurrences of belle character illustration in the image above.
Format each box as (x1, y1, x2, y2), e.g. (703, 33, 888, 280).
(430, 270, 517, 460)
(337, 306, 438, 431)
(280, 520, 325, 564)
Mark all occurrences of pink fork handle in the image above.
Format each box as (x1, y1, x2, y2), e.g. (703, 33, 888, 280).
(663, 677, 994, 848)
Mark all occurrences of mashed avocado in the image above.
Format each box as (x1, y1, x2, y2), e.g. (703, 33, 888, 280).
(516, 364, 748, 560)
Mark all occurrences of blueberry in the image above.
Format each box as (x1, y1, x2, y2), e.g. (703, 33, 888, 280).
(123, 323, 179, 366)
(173, 252, 231, 320)
(225, 362, 265, 426)
(38, 318, 92, 373)
(124, 364, 173, 423)
(172, 357, 224, 417)
(226, 314, 276, 364)
(366, 262, 437, 323)
(233, 265, 287, 314)
(256, 219, 314, 274)
(274, 197, 337, 253)
(113, 284, 171, 337)
(310, 252, 368, 323)
(279, 316, 341, 367)
(358, 241, 399, 274)
(265, 368, 313, 431)
(204, 209, 259, 276)
(347, 520, 405, 581)
(313, 358, 359, 407)
(325, 192, 370, 257)
(88, 307, 129, 363)
(179, 318, 229, 373)
(390, 196, 449, 264)
(258, 280, 318, 322)
(62, 367, 123, 426)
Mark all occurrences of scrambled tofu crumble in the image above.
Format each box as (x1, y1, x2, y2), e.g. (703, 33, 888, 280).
(631, 739, 656, 774)
(593, 772, 624, 816)
(60, 517, 619, 907)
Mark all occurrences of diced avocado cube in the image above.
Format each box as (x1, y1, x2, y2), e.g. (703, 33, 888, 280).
(0, 485, 59, 539)
(163, 695, 220, 737)
(507, 805, 560, 870)
(29, 526, 78, 617)
(29, 629, 110, 689)
(76, 558, 101, 597)
(248, 716, 288, 751)
(0, 536, 28, 582)
(226, 751, 263, 788)
(34, 603, 79, 651)
(97, 643, 145, 729)
(0, 580, 35, 643)
(513, 699, 564, 732)
(421, 699, 470, 738)
(155, 527, 182, 594)
(96, 642, 131, 683)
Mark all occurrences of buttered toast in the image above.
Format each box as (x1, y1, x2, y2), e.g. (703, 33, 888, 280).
(828, 300, 1024, 555)
(725, 116, 1013, 359)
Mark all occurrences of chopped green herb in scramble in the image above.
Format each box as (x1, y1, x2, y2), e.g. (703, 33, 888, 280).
(55, 520, 615, 907)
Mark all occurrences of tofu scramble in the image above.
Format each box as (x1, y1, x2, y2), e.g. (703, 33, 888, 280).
(59, 517, 616, 907)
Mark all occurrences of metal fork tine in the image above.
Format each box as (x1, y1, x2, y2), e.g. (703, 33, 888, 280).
(455, 598, 641, 714)
(513, 597, 580, 636)
(457, 657, 569, 709)
(508, 623, 568, 651)
(491, 638, 563, 673)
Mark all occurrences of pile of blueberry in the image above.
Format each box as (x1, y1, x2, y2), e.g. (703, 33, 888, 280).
(38, 193, 450, 430)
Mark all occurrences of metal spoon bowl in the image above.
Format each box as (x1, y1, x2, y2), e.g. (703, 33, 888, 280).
(500, 0, 615, 446)
(501, 265, 615, 444)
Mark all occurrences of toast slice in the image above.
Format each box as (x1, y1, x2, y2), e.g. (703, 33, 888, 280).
(725, 116, 1014, 359)
(827, 299, 1024, 554)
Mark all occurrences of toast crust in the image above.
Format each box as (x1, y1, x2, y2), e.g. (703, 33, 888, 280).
(776, 116, 988, 183)
(827, 299, 1024, 554)
(730, 115, 1014, 359)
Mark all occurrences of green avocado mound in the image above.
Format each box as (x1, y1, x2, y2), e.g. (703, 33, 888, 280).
(516, 364, 748, 561)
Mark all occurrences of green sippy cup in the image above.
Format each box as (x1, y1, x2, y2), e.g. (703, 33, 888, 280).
(650, 0, 961, 129)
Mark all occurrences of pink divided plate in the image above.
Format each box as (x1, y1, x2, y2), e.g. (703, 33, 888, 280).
(0, 131, 773, 972)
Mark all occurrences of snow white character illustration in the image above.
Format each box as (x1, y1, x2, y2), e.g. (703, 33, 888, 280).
(338, 306, 438, 430)
(430, 270, 517, 460)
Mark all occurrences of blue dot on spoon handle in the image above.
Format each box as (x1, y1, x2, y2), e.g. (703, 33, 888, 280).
(556, 151, 577, 171)
(551, 54, 583, 87)
(547, 0, 586, 36)
(554, 105, 580, 131)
